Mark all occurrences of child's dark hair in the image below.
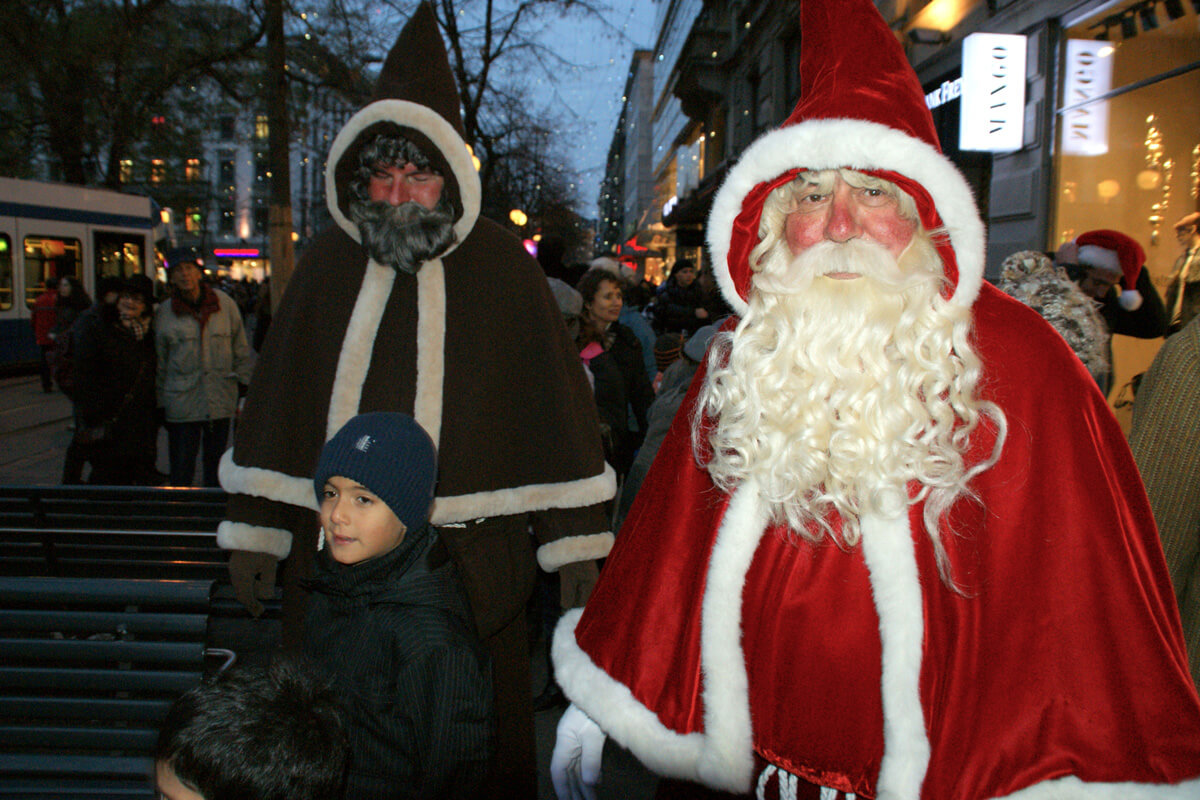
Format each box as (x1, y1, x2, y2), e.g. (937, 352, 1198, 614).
(155, 658, 348, 800)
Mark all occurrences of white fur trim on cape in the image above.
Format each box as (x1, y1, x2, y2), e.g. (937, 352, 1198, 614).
(216, 520, 293, 559)
(219, 448, 318, 512)
(551, 479, 769, 793)
(324, 98, 481, 254)
(327, 261, 396, 438)
(536, 532, 615, 572)
(430, 463, 617, 526)
(859, 508, 930, 799)
(707, 118, 986, 316)
(413, 258, 446, 447)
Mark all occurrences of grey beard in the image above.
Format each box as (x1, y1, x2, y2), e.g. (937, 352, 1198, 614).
(349, 200, 457, 274)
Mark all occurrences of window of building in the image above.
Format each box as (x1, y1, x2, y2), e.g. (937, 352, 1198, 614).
(1054, 2, 1200, 397)
(255, 114, 269, 140)
(219, 204, 236, 235)
(254, 206, 269, 235)
(93, 232, 144, 281)
(0, 234, 11, 311)
(185, 207, 203, 234)
(255, 152, 269, 183)
(23, 236, 81, 306)
(150, 159, 166, 184)
(219, 156, 236, 189)
(119, 160, 133, 184)
(220, 115, 236, 140)
(185, 158, 202, 182)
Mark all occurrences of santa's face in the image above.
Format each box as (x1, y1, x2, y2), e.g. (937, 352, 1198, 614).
(367, 163, 445, 211)
(784, 173, 917, 266)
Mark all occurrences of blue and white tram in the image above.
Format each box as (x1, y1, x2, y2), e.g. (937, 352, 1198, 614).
(0, 178, 157, 371)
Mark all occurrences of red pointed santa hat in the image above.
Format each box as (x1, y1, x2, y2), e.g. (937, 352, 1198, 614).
(707, 0, 985, 315)
(1074, 229, 1145, 310)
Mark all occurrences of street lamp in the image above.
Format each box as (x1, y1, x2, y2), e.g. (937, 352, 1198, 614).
(509, 209, 528, 227)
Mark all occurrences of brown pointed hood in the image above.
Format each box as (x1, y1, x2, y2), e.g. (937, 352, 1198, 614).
(325, 1, 480, 252)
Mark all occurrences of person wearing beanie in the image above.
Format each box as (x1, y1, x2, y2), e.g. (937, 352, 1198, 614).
(302, 412, 492, 800)
(551, 0, 1200, 797)
(1057, 228, 1168, 394)
(219, 7, 613, 793)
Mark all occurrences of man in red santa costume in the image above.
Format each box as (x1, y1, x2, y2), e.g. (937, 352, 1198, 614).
(549, 1, 1200, 798)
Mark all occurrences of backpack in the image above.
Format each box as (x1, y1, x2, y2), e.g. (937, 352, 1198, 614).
(52, 326, 76, 397)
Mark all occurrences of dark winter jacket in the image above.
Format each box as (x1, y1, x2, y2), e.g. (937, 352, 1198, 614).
(653, 278, 707, 334)
(302, 523, 492, 799)
(72, 303, 159, 484)
(586, 322, 654, 477)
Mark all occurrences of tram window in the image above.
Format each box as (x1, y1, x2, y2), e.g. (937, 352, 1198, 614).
(24, 236, 81, 307)
(0, 234, 11, 310)
(94, 232, 144, 281)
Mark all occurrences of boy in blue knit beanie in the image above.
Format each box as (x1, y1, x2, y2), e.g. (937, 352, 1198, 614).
(302, 412, 492, 799)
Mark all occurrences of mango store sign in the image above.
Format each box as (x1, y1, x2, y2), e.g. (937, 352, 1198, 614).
(1061, 40, 1112, 156)
(959, 33, 1027, 152)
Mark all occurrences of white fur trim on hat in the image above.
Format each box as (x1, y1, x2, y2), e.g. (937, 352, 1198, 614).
(1076, 244, 1122, 276)
(707, 118, 986, 315)
(324, 98, 481, 255)
(1119, 289, 1143, 311)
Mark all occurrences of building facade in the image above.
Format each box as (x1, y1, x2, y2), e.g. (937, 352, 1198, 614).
(605, 0, 1199, 410)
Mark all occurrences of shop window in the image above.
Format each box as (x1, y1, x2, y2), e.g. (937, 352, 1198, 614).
(185, 207, 203, 234)
(1055, 3, 1200, 400)
(24, 236, 81, 306)
(94, 232, 144, 281)
(0, 234, 11, 311)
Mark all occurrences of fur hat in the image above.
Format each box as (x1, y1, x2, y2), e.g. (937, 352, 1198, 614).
(1074, 229, 1145, 311)
(313, 413, 437, 535)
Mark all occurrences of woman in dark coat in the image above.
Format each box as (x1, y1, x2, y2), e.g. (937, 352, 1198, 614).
(652, 259, 709, 334)
(576, 268, 655, 480)
(73, 276, 159, 485)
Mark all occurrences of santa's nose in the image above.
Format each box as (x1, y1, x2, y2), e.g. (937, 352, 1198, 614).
(383, 182, 413, 206)
(824, 191, 860, 243)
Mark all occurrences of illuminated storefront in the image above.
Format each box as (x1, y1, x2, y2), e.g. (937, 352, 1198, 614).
(1053, 0, 1200, 407)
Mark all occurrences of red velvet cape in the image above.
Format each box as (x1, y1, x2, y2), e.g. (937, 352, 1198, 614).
(564, 285, 1200, 798)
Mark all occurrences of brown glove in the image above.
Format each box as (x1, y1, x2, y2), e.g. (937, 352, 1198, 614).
(228, 549, 278, 618)
(558, 559, 600, 609)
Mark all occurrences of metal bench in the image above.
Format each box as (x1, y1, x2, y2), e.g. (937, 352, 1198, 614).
(0, 486, 229, 581)
(0, 576, 233, 800)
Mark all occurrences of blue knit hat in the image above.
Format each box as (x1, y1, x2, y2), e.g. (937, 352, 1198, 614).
(313, 413, 437, 532)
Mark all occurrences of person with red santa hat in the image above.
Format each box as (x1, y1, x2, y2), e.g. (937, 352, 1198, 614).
(1057, 228, 1168, 393)
(548, 0, 1200, 798)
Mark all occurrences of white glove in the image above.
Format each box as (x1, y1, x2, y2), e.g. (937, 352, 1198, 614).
(551, 703, 606, 800)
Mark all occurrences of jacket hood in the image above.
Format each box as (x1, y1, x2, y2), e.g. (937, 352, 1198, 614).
(706, 0, 984, 317)
(325, 2, 480, 254)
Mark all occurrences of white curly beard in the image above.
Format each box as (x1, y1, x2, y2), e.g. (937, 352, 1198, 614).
(694, 234, 997, 565)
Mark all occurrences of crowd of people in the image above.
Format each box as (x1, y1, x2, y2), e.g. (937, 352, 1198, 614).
(29, 260, 267, 488)
(19, 1, 1198, 799)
